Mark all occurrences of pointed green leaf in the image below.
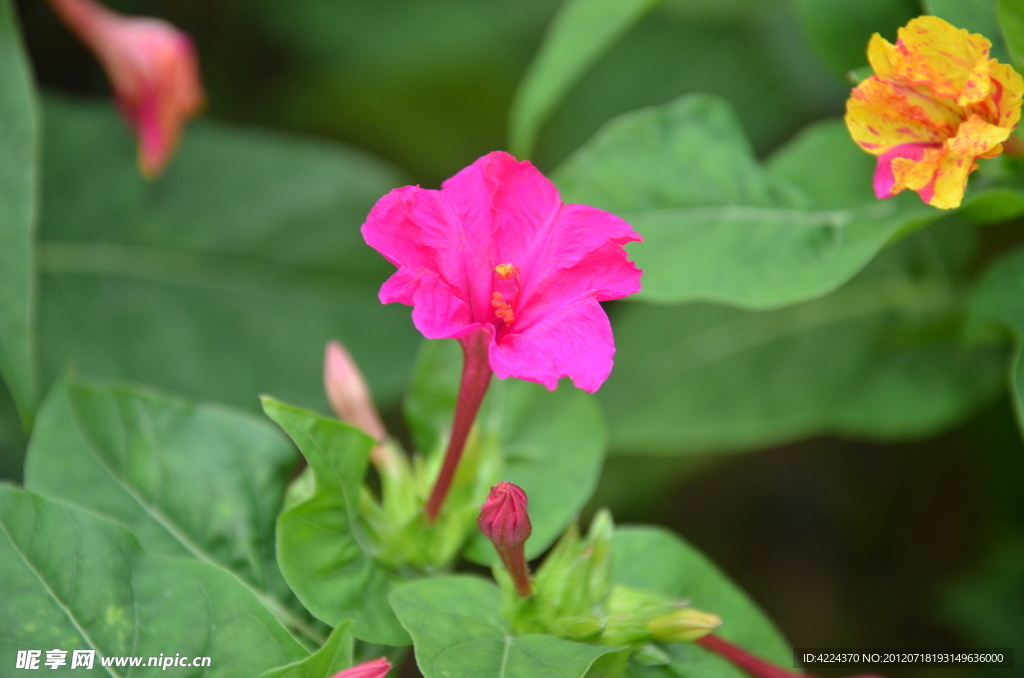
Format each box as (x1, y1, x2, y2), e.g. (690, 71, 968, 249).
(508, 0, 665, 158)
(404, 340, 606, 563)
(257, 622, 356, 678)
(262, 397, 409, 646)
(555, 95, 941, 310)
(612, 527, 790, 678)
(390, 575, 621, 678)
(601, 222, 1005, 455)
(37, 95, 419, 414)
(21, 378, 321, 643)
(0, 484, 308, 676)
(0, 0, 38, 425)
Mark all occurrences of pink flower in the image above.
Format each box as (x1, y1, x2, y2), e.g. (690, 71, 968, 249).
(47, 0, 205, 177)
(328, 657, 391, 678)
(361, 151, 642, 393)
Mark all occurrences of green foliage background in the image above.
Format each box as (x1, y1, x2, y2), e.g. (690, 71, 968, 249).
(2, 0, 1023, 676)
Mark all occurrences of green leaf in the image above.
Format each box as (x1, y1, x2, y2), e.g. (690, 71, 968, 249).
(21, 378, 326, 644)
(611, 527, 790, 678)
(24, 379, 294, 590)
(601, 222, 1005, 455)
(257, 622, 356, 678)
(926, 0, 1014, 66)
(795, 0, 917, 78)
(0, 0, 38, 426)
(970, 248, 1024, 433)
(37, 95, 420, 414)
(555, 95, 939, 310)
(390, 575, 621, 678)
(262, 397, 409, 646)
(0, 484, 308, 675)
(998, 0, 1024, 70)
(404, 340, 606, 563)
(508, 0, 665, 158)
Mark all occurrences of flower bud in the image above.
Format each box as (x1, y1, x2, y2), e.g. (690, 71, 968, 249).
(552, 615, 604, 642)
(478, 482, 531, 554)
(648, 607, 722, 643)
(45, 0, 204, 177)
(324, 340, 387, 441)
(329, 657, 391, 678)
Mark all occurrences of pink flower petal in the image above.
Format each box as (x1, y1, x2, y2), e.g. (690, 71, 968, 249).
(489, 297, 615, 393)
(872, 142, 936, 198)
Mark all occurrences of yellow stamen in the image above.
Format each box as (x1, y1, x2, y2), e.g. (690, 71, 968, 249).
(492, 292, 514, 324)
(495, 263, 519, 280)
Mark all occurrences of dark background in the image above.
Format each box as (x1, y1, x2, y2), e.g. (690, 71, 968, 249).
(8, 0, 1022, 676)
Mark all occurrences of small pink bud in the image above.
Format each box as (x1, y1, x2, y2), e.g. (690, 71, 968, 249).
(478, 482, 532, 553)
(328, 657, 391, 678)
(324, 340, 387, 441)
(46, 0, 205, 177)
(478, 482, 533, 597)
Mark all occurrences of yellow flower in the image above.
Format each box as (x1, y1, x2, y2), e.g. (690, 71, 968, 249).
(845, 16, 1024, 209)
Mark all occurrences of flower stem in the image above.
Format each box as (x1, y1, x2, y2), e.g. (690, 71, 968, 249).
(695, 635, 883, 678)
(424, 330, 492, 522)
(503, 543, 533, 597)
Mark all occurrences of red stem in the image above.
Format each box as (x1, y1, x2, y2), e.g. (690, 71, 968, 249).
(696, 636, 882, 678)
(697, 635, 804, 678)
(502, 543, 533, 597)
(424, 331, 492, 522)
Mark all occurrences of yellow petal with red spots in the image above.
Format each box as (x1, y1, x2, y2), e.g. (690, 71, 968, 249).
(986, 60, 1024, 129)
(946, 114, 1012, 157)
(889, 16, 991, 100)
(867, 33, 896, 78)
(846, 76, 960, 154)
(930, 153, 978, 209)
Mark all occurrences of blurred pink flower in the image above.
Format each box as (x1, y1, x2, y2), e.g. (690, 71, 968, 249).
(328, 657, 391, 678)
(47, 0, 205, 177)
(361, 151, 642, 393)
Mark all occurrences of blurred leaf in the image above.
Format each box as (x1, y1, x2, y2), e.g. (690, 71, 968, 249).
(795, 0, 917, 78)
(939, 531, 1024, 650)
(257, 622, 356, 678)
(601, 223, 1005, 455)
(389, 575, 621, 678)
(998, 0, 1024, 70)
(0, 484, 308, 674)
(613, 527, 790, 678)
(22, 379, 305, 630)
(555, 95, 937, 309)
(404, 340, 606, 563)
(37, 95, 420, 415)
(0, 376, 26, 481)
(509, 0, 664, 158)
(970, 248, 1024, 433)
(0, 0, 38, 425)
(262, 397, 409, 646)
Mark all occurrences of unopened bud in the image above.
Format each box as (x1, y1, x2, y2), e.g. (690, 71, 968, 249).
(479, 482, 533, 597)
(325, 340, 388, 441)
(648, 608, 722, 643)
(329, 657, 391, 678)
(478, 482, 532, 554)
(46, 0, 204, 177)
